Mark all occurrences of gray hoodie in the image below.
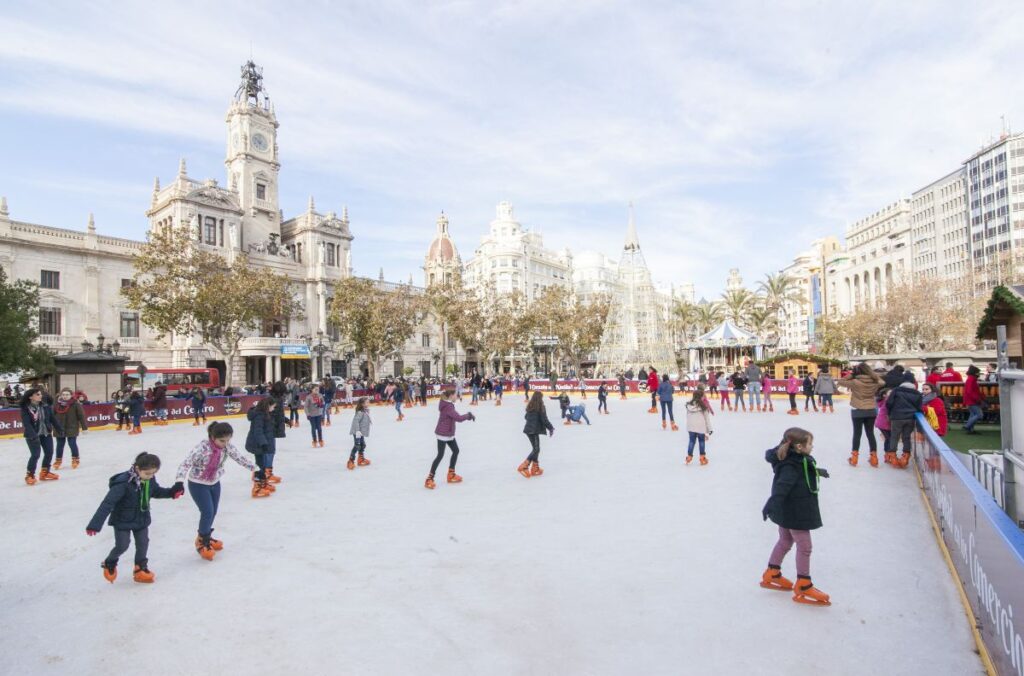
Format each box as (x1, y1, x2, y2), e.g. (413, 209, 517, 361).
(349, 409, 372, 437)
(814, 373, 836, 395)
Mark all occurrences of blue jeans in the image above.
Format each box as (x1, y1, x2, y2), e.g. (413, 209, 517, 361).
(471, 386, 479, 403)
(687, 432, 706, 456)
(157, 407, 168, 421)
(820, 393, 834, 408)
(965, 405, 983, 431)
(747, 385, 762, 408)
(660, 400, 674, 422)
(309, 416, 323, 442)
(56, 436, 80, 459)
(395, 400, 403, 415)
(132, 413, 142, 427)
(264, 451, 275, 469)
(188, 481, 221, 536)
(324, 404, 331, 424)
(26, 435, 55, 473)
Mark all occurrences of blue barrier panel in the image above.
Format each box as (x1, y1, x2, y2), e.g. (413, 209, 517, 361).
(915, 413, 1024, 675)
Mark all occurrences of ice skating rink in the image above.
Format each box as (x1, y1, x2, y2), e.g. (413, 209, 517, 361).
(0, 395, 985, 676)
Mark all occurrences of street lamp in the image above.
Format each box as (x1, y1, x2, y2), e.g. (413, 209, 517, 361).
(431, 349, 442, 378)
(310, 330, 331, 380)
(344, 351, 355, 379)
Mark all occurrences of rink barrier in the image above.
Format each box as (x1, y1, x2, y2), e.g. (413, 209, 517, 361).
(914, 413, 1024, 676)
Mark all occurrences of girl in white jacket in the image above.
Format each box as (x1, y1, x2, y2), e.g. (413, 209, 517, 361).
(685, 386, 714, 465)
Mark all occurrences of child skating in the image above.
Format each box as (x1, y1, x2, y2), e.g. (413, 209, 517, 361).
(684, 387, 714, 465)
(53, 387, 87, 470)
(244, 397, 277, 498)
(305, 385, 325, 447)
(176, 421, 258, 560)
(348, 397, 372, 470)
(658, 373, 678, 430)
(86, 452, 184, 583)
(760, 427, 831, 606)
(425, 388, 475, 489)
(21, 387, 64, 485)
(519, 391, 554, 478)
(597, 382, 608, 414)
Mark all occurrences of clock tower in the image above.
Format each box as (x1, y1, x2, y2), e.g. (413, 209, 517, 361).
(225, 61, 281, 246)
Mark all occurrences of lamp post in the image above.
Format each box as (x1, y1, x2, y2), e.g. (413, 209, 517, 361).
(431, 349, 441, 378)
(311, 330, 330, 381)
(344, 351, 355, 380)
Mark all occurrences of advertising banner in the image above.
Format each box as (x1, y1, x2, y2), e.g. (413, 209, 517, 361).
(280, 344, 311, 360)
(915, 415, 1024, 675)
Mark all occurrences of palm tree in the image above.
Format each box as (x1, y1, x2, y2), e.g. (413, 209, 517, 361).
(747, 304, 779, 342)
(720, 288, 756, 326)
(670, 300, 699, 346)
(694, 302, 725, 335)
(758, 273, 804, 312)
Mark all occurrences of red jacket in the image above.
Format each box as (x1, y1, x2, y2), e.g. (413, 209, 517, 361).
(926, 372, 942, 389)
(646, 372, 659, 392)
(923, 397, 948, 436)
(938, 368, 963, 383)
(963, 375, 983, 407)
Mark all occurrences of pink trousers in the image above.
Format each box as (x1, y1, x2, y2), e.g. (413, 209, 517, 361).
(768, 526, 812, 576)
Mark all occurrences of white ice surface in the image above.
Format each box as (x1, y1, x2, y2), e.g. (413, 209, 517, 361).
(0, 396, 985, 676)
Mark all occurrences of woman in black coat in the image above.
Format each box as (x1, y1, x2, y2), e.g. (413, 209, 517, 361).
(21, 387, 64, 484)
(245, 397, 278, 496)
(760, 428, 831, 605)
(518, 391, 555, 478)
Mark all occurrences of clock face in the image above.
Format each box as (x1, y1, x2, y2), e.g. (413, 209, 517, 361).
(252, 133, 269, 152)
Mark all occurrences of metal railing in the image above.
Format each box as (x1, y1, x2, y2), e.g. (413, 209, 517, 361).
(969, 450, 1006, 510)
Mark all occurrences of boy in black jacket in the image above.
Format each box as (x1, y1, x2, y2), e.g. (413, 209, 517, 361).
(86, 452, 183, 584)
(885, 373, 923, 468)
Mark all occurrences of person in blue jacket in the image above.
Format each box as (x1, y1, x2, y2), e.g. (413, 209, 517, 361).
(128, 389, 146, 435)
(189, 387, 207, 427)
(393, 379, 406, 421)
(657, 373, 678, 431)
(86, 452, 183, 584)
(564, 402, 591, 425)
(21, 387, 64, 485)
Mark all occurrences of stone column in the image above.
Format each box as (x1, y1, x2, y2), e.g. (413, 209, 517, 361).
(264, 356, 273, 384)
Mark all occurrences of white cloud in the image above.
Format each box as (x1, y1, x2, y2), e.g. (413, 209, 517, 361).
(1, 0, 1023, 297)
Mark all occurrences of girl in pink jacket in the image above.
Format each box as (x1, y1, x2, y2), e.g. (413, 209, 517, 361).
(786, 373, 801, 415)
(425, 389, 475, 489)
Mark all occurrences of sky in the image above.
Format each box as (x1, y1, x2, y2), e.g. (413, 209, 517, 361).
(1, 0, 1023, 298)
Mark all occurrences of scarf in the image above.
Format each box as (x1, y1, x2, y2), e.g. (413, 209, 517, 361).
(923, 392, 936, 405)
(55, 399, 73, 414)
(200, 440, 223, 482)
(128, 466, 151, 512)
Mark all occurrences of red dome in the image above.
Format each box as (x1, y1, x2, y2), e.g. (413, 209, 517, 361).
(428, 237, 456, 262)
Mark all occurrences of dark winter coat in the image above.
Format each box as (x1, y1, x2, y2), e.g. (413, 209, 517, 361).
(394, 386, 405, 403)
(523, 406, 554, 435)
(21, 404, 63, 439)
(657, 381, 674, 402)
(762, 448, 822, 531)
(730, 374, 748, 390)
(886, 384, 924, 421)
(883, 367, 907, 390)
(245, 407, 276, 454)
(434, 399, 472, 437)
(271, 395, 287, 438)
(86, 471, 176, 532)
(801, 376, 815, 394)
(53, 400, 88, 437)
(151, 386, 168, 409)
(190, 390, 206, 411)
(128, 392, 146, 417)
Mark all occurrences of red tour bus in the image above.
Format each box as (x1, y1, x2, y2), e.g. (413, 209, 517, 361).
(122, 368, 220, 393)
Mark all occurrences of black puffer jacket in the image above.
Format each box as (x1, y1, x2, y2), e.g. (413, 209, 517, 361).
(762, 448, 823, 531)
(886, 384, 924, 421)
(86, 471, 176, 532)
(523, 406, 554, 435)
(271, 395, 287, 439)
(245, 407, 276, 454)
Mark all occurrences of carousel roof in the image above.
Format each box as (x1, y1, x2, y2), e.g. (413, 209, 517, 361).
(688, 320, 763, 348)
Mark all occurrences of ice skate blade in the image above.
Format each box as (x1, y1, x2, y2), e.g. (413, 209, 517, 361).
(759, 582, 792, 591)
(792, 595, 831, 606)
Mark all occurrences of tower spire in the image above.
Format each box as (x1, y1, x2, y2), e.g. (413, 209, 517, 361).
(87, 213, 95, 233)
(624, 202, 640, 251)
(0, 196, 8, 218)
(308, 195, 315, 213)
(178, 158, 187, 178)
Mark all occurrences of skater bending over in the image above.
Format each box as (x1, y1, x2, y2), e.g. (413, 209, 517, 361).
(176, 422, 257, 561)
(519, 391, 554, 478)
(426, 388, 475, 489)
(87, 452, 183, 584)
(760, 427, 831, 606)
